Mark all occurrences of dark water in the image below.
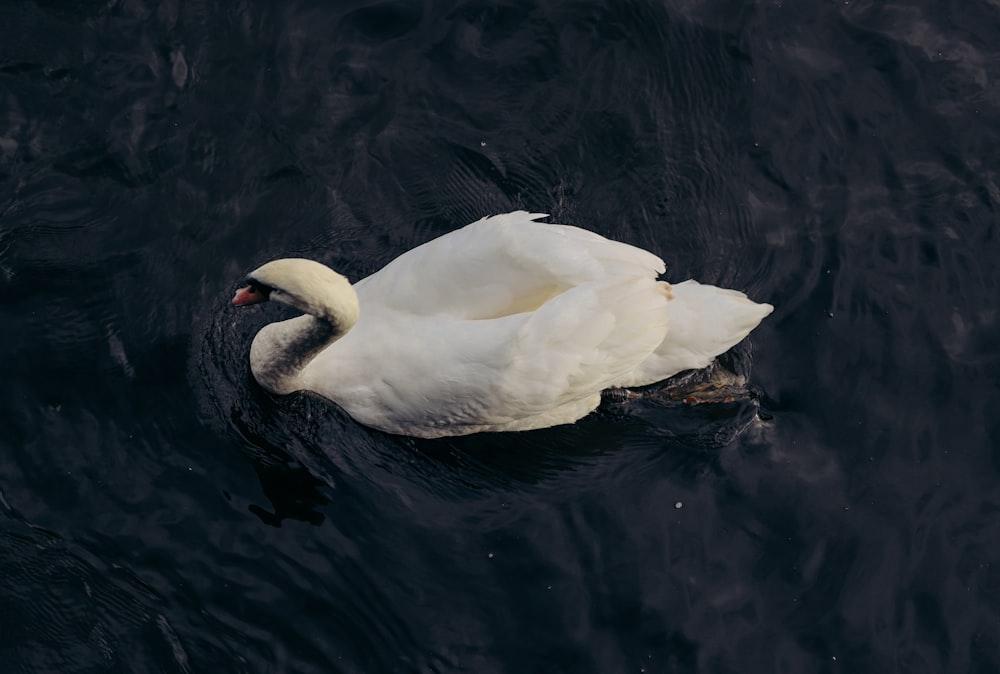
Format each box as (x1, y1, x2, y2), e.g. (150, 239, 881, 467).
(2, 1, 998, 672)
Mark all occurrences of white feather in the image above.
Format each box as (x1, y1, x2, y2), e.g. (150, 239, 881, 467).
(237, 212, 773, 438)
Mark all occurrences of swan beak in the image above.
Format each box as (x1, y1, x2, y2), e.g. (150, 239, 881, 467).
(232, 285, 268, 306)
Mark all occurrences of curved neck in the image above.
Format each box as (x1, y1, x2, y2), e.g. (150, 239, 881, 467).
(249, 314, 345, 395)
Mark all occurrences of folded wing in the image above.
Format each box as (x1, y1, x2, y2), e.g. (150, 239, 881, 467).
(354, 212, 665, 319)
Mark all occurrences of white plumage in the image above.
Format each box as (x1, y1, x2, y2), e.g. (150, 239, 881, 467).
(232, 211, 773, 438)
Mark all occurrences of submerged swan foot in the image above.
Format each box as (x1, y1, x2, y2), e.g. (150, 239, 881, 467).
(603, 361, 757, 408)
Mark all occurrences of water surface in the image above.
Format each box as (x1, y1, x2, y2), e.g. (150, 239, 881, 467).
(1, 1, 998, 672)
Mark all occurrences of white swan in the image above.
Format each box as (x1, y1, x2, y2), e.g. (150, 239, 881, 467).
(232, 211, 773, 438)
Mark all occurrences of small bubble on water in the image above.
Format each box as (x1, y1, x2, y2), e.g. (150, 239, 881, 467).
(674, 501, 683, 509)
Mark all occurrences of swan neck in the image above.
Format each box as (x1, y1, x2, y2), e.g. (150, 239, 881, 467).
(244, 260, 360, 395)
(250, 314, 346, 395)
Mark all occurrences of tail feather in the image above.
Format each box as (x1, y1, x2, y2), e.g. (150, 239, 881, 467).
(615, 280, 773, 387)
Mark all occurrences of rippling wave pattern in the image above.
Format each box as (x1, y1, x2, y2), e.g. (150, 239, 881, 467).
(1, 1, 998, 672)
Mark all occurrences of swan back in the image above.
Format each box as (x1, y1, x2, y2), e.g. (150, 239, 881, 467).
(354, 212, 665, 319)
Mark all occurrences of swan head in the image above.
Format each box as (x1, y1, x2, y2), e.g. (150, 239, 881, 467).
(232, 258, 360, 330)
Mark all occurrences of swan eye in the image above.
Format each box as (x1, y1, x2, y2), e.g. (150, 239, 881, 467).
(247, 280, 272, 298)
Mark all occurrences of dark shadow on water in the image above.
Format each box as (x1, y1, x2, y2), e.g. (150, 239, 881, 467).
(227, 377, 765, 528)
(228, 388, 337, 528)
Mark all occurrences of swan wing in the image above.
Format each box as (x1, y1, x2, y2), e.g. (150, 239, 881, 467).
(496, 276, 670, 416)
(310, 275, 669, 436)
(353, 212, 665, 319)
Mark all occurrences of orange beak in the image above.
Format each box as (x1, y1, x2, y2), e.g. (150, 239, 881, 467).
(232, 285, 268, 306)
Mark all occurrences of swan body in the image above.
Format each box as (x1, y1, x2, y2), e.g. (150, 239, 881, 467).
(232, 212, 773, 438)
